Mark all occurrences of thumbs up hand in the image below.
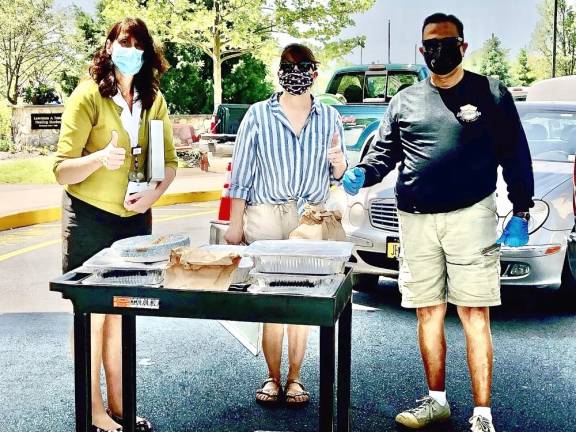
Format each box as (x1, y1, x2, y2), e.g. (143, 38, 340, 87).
(327, 131, 345, 169)
(98, 130, 125, 170)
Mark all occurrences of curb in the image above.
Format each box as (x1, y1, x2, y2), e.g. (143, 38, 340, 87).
(0, 190, 221, 232)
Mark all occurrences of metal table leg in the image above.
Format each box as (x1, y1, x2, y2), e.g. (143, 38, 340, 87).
(74, 312, 91, 432)
(337, 300, 352, 432)
(122, 315, 137, 432)
(319, 326, 335, 432)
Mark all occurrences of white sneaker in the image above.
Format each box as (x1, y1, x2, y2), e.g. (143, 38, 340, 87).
(469, 415, 496, 432)
(395, 396, 451, 428)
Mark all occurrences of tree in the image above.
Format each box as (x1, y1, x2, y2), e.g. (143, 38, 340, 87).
(515, 48, 535, 86)
(160, 42, 213, 114)
(0, 0, 70, 104)
(222, 54, 274, 104)
(100, 0, 374, 110)
(60, 3, 107, 96)
(532, 0, 576, 77)
(479, 34, 512, 86)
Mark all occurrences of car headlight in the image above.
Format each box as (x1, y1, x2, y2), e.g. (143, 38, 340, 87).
(502, 199, 549, 234)
(348, 203, 365, 227)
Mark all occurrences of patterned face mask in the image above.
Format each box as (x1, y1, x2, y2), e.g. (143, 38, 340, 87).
(278, 69, 314, 95)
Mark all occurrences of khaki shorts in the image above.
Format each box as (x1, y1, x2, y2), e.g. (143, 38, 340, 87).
(244, 202, 299, 244)
(397, 193, 501, 308)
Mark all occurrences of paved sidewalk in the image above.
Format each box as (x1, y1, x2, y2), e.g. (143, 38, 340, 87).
(0, 157, 229, 217)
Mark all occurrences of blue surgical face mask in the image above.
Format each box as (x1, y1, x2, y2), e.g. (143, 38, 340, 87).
(111, 42, 144, 76)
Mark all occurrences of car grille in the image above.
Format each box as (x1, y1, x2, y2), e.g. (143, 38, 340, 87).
(369, 200, 399, 232)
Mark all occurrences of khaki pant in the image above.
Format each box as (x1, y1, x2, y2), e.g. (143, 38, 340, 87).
(244, 202, 299, 244)
(397, 193, 501, 308)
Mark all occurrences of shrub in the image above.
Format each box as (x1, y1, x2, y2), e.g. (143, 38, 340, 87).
(0, 104, 12, 151)
(176, 148, 202, 168)
(23, 82, 61, 105)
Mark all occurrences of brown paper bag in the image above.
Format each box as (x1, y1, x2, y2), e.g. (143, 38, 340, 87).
(164, 247, 241, 291)
(289, 204, 347, 241)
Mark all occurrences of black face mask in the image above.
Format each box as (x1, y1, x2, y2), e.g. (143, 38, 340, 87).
(422, 37, 464, 75)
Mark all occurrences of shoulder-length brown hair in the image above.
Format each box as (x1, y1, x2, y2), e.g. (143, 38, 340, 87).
(89, 18, 169, 110)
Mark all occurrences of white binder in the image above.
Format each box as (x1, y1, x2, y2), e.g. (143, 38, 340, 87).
(148, 120, 165, 182)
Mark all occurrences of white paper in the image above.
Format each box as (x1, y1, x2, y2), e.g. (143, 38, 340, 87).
(148, 120, 165, 181)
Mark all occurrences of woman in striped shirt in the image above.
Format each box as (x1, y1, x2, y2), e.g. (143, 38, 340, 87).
(225, 44, 347, 406)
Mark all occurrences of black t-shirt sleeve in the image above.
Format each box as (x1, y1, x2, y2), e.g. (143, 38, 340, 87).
(357, 96, 403, 187)
(493, 84, 535, 212)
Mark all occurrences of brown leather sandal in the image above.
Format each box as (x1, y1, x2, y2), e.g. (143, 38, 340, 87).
(284, 379, 310, 406)
(256, 377, 283, 405)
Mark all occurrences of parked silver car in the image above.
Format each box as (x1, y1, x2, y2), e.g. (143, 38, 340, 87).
(343, 101, 576, 293)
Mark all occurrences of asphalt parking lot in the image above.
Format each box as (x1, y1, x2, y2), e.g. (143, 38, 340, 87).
(0, 203, 575, 431)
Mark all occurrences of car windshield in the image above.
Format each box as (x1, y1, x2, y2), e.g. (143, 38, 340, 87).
(326, 71, 419, 103)
(518, 107, 576, 162)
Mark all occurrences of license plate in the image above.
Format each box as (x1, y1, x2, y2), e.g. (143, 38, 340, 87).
(113, 296, 160, 310)
(386, 237, 401, 259)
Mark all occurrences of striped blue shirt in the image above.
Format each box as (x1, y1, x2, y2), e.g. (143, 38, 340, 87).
(229, 92, 345, 213)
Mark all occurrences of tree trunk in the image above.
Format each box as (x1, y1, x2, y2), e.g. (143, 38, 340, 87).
(213, 45, 222, 111)
(212, 0, 223, 111)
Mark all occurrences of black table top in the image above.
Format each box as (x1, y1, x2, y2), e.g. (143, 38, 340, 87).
(50, 267, 353, 327)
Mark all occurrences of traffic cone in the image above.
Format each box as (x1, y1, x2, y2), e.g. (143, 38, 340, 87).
(217, 162, 232, 223)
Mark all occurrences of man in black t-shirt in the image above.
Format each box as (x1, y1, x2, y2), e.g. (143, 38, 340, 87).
(342, 13, 534, 432)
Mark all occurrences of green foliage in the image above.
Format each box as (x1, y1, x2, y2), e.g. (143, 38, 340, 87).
(100, 0, 376, 109)
(0, 103, 12, 149)
(161, 42, 273, 113)
(160, 42, 213, 114)
(515, 49, 536, 86)
(22, 83, 60, 105)
(0, 140, 10, 152)
(479, 34, 512, 86)
(532, 0, 576, 77)
(0, 0, 71, 104)
(222, 55, 274, 104)
(59, 4, 105, 97)
(177, 148, 202, 168)
(0, 157, 57, 184)
(60, 71, 81, 98)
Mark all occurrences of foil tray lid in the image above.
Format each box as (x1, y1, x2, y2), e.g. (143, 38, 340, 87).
(245, 239, 353, 259)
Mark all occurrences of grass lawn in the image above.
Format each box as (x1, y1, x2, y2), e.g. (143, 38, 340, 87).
(0, 156, 57, 184)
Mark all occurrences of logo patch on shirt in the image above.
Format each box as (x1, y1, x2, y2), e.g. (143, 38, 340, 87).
(457, 104, 482, 122)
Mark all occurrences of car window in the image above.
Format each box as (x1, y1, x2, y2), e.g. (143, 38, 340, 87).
(518, 108, 576, 162)
(327, 71, 420, 103)
(387, 72, 419, 97)
(326, 72, 365, 103)
(365, 75, 387, 98)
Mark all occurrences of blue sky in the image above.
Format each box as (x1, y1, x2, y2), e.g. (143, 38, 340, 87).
(58, 0, 544, 64)
(341, 0, 544, 64)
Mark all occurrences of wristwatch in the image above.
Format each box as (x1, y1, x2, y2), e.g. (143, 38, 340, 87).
(514, 211, 530, 221)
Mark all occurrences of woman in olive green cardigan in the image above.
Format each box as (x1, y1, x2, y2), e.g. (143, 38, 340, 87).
(54, 18, 177, 432)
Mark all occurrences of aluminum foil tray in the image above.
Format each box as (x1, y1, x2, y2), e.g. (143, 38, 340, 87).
(248, 272, 344, 296)
(251, 256, 345, 275)
(111, 234, 190, 262)
(246, 239, 353, 275)
(82, 270, 164, 287)
(82, 248, 168, 272)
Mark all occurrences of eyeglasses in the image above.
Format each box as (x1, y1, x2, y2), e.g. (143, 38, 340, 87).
(422, 37, 463, 52)
(280, 61, 317, 72)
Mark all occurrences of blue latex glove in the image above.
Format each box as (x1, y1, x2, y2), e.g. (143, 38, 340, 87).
(497, 216, 529, 247)
(342, 167, 365, 195)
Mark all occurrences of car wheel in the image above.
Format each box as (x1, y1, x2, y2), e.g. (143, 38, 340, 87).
(351, 273, 380, 292)
(560, 254, 576, 300)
